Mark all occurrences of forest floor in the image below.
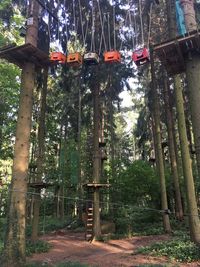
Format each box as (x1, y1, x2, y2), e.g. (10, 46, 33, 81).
(28, 231, 200, 267)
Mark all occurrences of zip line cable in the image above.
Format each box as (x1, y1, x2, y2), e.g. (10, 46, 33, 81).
(4, 187, 200, 218)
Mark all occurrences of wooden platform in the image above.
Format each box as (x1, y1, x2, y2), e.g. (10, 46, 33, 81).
(83, 183, 110, 188)
(154, 30, 200, 75)
(28, 182, 53, 189)
(0, 43, 50, 68)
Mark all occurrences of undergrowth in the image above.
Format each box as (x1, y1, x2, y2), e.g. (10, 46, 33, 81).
(137, 234, 200, 263)
(26, 262, 89, 267)
(26, 240, 51, 256)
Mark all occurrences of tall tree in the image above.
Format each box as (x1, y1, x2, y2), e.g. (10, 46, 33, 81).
(31, 67, 48, 241)
(165, 0, 200, 243)
(2, 0, 40, 265)
(162, 73, 183, 220)
(181, 0, 200, 180)
(150, 48, 171, 233)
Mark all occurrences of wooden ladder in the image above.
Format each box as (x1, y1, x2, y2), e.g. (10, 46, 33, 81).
(85, 206, 94, 241)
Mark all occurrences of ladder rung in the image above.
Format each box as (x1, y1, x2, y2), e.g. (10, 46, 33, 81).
(87, 224, 93, 226)
(87, 218, 93, 221)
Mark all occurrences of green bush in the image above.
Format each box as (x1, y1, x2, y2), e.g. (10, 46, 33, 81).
(26, 240, 51, 256)
(137, 237, 200, 262)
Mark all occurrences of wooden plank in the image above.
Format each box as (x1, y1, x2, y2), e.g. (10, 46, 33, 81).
(0, 43, 50, 68)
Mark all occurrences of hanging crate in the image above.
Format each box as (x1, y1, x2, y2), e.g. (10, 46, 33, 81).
(104, 50, 121, 63)
(67, 52, 83, 67)
(132, 47, 150, 66)
(83, 52, 100, 65)
(50, 52, 66, 64)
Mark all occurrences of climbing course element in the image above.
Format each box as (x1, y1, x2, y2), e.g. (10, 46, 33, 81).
(83, 0, 100, 65)
(50, 52, 66, 64)
(104, 6, 121, 63)
(154, 30, 200, 75)
(0, 43, 50, 68)
(67, 52, 83, 67)
(132, 47, 150, 66)
(104, 50, 121, 63)
(131, 0, 152, 66)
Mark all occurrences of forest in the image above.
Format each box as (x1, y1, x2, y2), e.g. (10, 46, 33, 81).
(0, 0, 200, 266)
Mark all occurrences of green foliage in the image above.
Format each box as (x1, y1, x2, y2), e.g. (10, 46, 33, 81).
(137, 237, 200, 262)
(112, 160, 160, 206)
(26, 240, 51, 257)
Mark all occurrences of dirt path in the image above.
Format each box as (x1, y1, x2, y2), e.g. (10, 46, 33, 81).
(28, 231, 200, 267)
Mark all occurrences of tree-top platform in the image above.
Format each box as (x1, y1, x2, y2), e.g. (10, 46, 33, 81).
(28, 182, 53, 189)
(0, 43, 50, 68)
(154, 30, 200, 75)
(83, 183, 110, 188)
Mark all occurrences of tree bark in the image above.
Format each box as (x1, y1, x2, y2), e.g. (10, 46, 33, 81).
(150, 48, 171, 233)
(31, 67, 48, 241)
(174, 75, 200, 243)
(163, 75, 184, 220)
(181, 1, 200, 180)
(92, 79, 101, 240)
(2, 1, 39, 265)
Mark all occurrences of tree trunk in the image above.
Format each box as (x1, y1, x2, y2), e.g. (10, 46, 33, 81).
(181, 1, 200, 180)
(2, 1, 39, 265)
(31, 67, 48, 241)
(92, 79, 101, 240)
(150, 48, 171, 233)
(174, 75, 200, 243)
(163, 75, 184, 220)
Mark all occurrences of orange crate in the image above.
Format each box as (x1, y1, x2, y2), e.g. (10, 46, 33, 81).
(104, 50, 121, 63)
(50, 52, 66, 64)
(67, 52, 83, 66)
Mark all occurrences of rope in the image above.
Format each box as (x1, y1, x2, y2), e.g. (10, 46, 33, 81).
(147, 2, 153, 49)
(99, 13, 106, 54)
(64, 0, 69, 54)
(97, 0, 107, 52)
(128, 9, 135, 49)
(119, 9, 129, 51)
(139, 0, 144, 46)
(83, 17, 89, 48)
(90, 0, 95, 51)
(133, 7, 138, 48)
(113, 3, 116, 50)
(107, 13, 112, 51)
(78, 0, 85, 46)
